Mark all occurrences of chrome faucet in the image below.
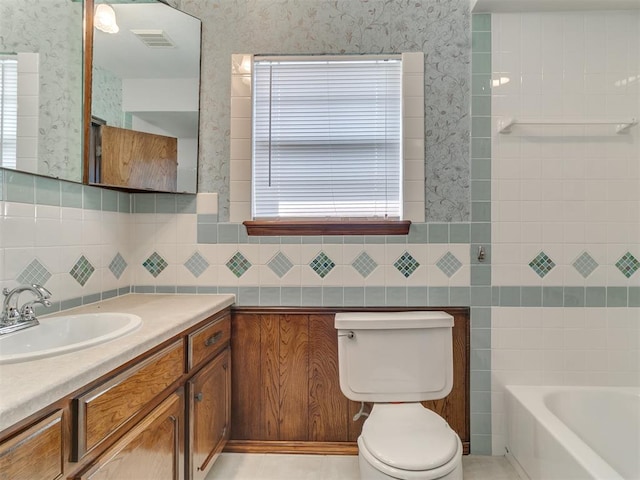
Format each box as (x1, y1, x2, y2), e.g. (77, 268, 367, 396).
(0, 284, 52, 334)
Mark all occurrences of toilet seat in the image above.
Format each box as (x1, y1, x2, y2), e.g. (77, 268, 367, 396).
(359, 403, 461, 479)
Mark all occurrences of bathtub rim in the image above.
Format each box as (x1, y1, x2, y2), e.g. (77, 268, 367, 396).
(505, 385, 640, 480)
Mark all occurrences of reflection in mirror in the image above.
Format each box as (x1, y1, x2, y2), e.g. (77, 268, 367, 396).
(0, 0, 83, 182)
(90, 1, 201, 193)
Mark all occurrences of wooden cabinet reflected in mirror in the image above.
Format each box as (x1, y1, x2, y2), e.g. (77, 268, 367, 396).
(83, 0, 201, 193)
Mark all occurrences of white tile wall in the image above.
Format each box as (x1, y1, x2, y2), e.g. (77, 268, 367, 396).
(490, 10, 640, 455)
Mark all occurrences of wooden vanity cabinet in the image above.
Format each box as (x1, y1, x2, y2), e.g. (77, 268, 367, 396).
(187, 348, 231, 480)
(0, 307, 232, 480)
(73, 390, 185, 480)
(0, 409, 65, 480)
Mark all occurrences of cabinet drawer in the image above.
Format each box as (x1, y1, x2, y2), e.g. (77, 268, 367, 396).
(0, 409, 64, 480)
(188, 313, 230, 370)
(74, 339, 184, 459)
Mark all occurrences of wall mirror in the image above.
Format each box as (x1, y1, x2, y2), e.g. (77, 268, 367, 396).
(0, 0, 84, 182)
(84, 0, 201, 193)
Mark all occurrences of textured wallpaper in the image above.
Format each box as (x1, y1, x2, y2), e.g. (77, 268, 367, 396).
(182, 0, 471, 222)
(0, 0, 83, 182)
(91, 66, 124, 128)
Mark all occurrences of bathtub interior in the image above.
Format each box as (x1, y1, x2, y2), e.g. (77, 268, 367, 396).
(505, 386, 639, 480)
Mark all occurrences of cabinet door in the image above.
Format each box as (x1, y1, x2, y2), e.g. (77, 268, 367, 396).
(188, 347, 230, 480)
(74, 390, 184, 480)
(0, 409, 64, 480)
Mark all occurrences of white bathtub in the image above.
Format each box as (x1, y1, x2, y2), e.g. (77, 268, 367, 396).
(505, 385, 640, 480)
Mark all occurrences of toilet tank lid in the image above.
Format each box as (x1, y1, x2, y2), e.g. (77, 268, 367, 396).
(334, 311, 453, 330)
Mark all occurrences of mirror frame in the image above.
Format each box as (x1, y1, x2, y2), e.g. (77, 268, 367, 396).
(81, 0, 200, 193)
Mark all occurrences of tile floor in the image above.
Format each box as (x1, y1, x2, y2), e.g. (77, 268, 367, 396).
(205, 453, 522, 480)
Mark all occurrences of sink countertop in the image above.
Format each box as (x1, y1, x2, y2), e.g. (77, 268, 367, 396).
(0, 293, 235, 433)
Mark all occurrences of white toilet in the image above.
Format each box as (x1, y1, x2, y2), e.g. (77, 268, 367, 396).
(335, 311, 463, 480)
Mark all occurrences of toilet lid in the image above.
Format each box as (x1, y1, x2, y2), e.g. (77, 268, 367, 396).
(360, 405, 459, 471)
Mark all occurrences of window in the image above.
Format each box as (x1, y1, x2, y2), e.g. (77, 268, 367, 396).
(0, 55, 18, 169)
(229, 52, 425, 234)
(252, 56, 402, 220)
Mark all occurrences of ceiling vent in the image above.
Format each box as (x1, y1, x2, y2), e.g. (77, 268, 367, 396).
(131, 29, 175, 48)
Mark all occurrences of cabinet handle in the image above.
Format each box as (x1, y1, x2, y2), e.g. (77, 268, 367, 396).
(204, 331, 223, 347)
(195, 392, 203, 402)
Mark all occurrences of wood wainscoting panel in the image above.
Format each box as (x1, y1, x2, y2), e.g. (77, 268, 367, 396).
(228, 307, 470, 455)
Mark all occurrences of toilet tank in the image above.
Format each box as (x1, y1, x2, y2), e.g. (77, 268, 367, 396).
(335, 311, 454, 402)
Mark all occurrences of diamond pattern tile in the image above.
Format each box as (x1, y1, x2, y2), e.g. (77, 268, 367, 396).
(352, 251, 378, 278)
(268, 252, 294, 278)
(70, 255, 95, 286)
(184, 252, 209, 278)
(143, 252, 168, 278)
(226, 252, 251, 278)
(436, 252, 463, 277)
(109, 253, 128, 279)
(394, 252, 420, 278)
(529, 251, 556, 278)
(17, 259, 52, 286)
(309, 252, 335, 278)
(615, 252, 640, 278)
(572, 251, 598, 278)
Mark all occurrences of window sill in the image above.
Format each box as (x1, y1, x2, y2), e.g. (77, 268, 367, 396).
(243, 219, 411, 236)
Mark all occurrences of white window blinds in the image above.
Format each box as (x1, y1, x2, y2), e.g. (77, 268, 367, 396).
(0, 56, 18, 169)
(252, 56, 402, 219)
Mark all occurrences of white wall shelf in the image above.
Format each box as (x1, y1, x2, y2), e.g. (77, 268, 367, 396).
(497, 118, 638, 135)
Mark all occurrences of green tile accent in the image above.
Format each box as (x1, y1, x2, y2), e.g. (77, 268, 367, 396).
(471, 223, 491, 244)
(472, 139, 492, 160)
(69, 255, 95, 286)
(344, 287, 365, 306)
(218, 223, 240, 243)
(471, 286, 492, 306)
(585, 287, 607, 307)
(607, 287, 627, 307)
(572, 252, 598, 278)
(407, 286, 428, 306)
(407, 223, 428, 243)
(499, 286, 520, 306)
(365, 286, 385, 306)
(281, 287, 301, 305)
(239, 286, 260, 304)
(615, 252, 639, 278)
(450, 287, 471, 305)
(301, 287, 322, 306)
(323, 287, 344, 306)
(521, 286, 542, 307)
(61, 181, 83, 208)
(118, 192, 131, 213)
(472, 31, 491, 53)
(197, 224, 218, 244)
(143, 252, 168, 278)
(449, 223, 470, 243)
(352, 251, 378, 278)
(563, 287, 585, 307)
(83, 185, 102, 210)
(268, 252, 294, 278)
(472, 75, 492, 95)
(629, 287, 640, 307)
(437, 252, 462, 277)
(102, 189, 118, 212)
(35, 176, 60, 206)
(17, 259, 52, 285)
(472, 14, 491, 32)
(471, 180, 491, 201)
(471, 117, 492, 137)
(133, 194, 155, 213)
(428, 287, 450, 305)
(310, 252, 335, 278)
(529, 252, 556, 278)
(428, 223, 449, 243)
(542, 287, 564, 307)
(5, 170, 35, 203)
(0, 168, 3, 200)
(184, 252, 210, 278)
(176, 194, 197, 213)
(472, 95, 492, 115)
(472, 53, 492, 75)
(226, 252, 252, 278)
(471, 202, 491, 222)
(109, 253, 127, 279)
(156, 194, 177, 213)
(394, 252, 420, 278)
(471, 307, 491, 328)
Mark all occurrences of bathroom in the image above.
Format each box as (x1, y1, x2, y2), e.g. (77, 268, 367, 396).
(0, 0, 638, 479)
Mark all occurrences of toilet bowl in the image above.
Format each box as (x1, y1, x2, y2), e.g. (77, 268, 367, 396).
(357, 403, 463, 480)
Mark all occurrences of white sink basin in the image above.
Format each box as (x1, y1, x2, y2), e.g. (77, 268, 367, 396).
(0, 313, 142, 364)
